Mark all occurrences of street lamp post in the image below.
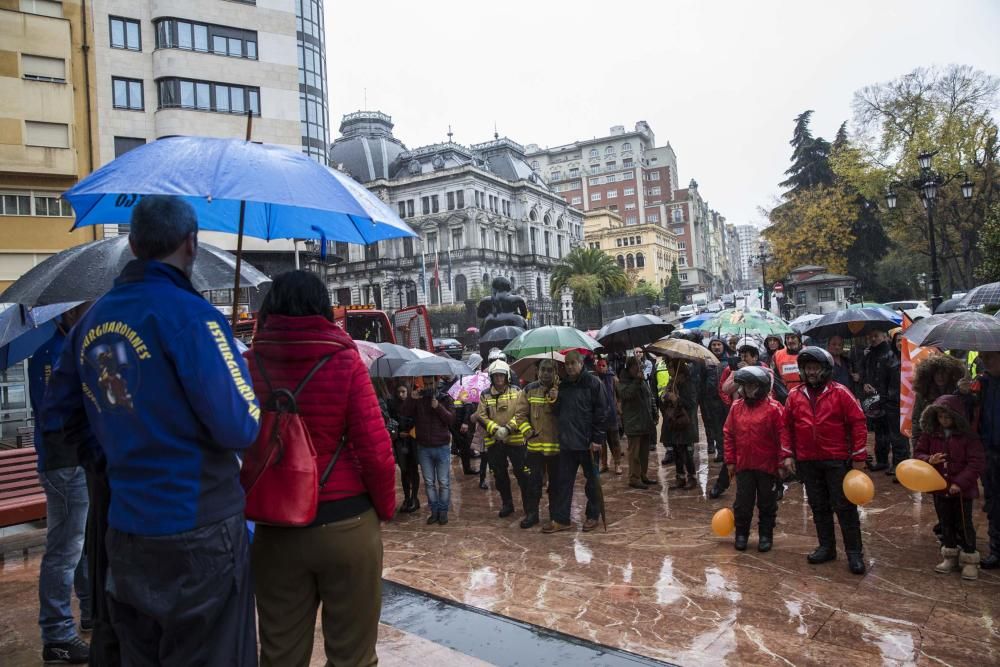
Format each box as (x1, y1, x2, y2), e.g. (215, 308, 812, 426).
(751, 242, 773, 311)
(885, 150, 974, 314)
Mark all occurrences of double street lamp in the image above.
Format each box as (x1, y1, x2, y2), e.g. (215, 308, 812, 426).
(751, 241, 773, 311)
(885, 150, 974, 313)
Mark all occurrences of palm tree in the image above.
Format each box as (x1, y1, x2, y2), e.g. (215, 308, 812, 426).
(550, 247, 628, 307)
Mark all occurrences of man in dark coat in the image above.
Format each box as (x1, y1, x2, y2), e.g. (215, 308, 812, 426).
(701, 337, 730, 463)
(976, 351, 1000, 569)
(543, 351, 607, 533)
(862, 330, 908, 475)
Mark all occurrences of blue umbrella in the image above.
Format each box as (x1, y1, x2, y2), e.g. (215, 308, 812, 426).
(0, 302, 82, 370)
(63, 136, 418, 244)
(682, 315, 710, 330)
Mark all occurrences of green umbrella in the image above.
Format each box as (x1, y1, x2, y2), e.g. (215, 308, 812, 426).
(699, 309, 793, 336)
(502, 325, 601, 359)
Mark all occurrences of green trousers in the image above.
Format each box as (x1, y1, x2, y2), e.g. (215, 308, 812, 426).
(252, 508, 383, 667)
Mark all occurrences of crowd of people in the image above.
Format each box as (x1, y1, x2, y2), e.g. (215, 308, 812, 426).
(21, 195, 1000, 666)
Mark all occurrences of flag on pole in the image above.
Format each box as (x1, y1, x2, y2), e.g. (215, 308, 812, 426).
(899, 312, 939, 438)
(420, 247, 427, 298)
(434, 251, 441, 303)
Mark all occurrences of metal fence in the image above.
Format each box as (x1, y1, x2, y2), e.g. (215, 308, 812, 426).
(573, 294, 671, 330)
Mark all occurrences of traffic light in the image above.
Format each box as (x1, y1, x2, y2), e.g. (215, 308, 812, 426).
(757, 287, 764, 298)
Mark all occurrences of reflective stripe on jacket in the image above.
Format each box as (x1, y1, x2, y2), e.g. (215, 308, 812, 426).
(513, 382, 559, 455)
(476, 387, 524, 447)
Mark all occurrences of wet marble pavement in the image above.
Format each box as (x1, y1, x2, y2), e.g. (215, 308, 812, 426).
(1, 435, 997, 666)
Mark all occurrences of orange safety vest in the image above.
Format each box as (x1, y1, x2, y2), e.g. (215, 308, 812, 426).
(772, 349, 803, 390)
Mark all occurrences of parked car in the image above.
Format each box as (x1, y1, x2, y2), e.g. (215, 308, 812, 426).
(884, 300, 932, 320)
(433, 337, 465, 359)
(677, 304, 699, 320)
(705, 301, 723, 313)
(722, 294, 736, 308)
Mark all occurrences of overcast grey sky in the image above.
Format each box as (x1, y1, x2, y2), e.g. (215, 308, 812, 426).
(325, 0, 1000, 228)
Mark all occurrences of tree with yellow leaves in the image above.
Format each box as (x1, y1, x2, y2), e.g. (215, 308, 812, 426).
(761, 186, 857, 279)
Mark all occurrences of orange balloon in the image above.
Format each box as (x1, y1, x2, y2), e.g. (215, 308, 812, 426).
(842, 469, 875, 505)
(712, 508, 735, 536)
(896, 459, 948, 493)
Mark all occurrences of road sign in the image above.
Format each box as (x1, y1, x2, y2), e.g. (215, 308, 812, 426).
(773, 281, 784, 293)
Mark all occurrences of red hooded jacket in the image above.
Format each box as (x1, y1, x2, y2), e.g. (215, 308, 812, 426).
(914, 395, 985, 499)
(781, 381, 868, 462)
(246, 314, 396, 521)
(724, 396, 788, 474)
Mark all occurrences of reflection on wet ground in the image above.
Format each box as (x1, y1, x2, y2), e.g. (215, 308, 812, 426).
(1, 435, 997, 666)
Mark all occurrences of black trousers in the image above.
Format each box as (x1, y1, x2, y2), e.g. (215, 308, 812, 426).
(85, 468, 120, 667)
(713, 464, 731, 492)
(873, 412, 909, 467)
(552, 450, 601, 525)
(701, 402, 728, 456)
(395, 437, 420, 502)
(983, 454, 1000, 557)
(523, 452, 559, 519)
(105, 513, 257, 666)
(799, 460, 863, 554)
(933, 494, 977, 553)
(452, 427, 475, 473)
(733, 470, 778, 537)
(673, 442, 696, 478)
(488, 444, 528, 510)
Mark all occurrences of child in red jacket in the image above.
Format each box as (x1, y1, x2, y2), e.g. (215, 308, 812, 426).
(723, 366, 787, 553)
(914, 394, 986, 580)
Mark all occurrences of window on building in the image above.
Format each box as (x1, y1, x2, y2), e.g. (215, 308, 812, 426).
(110, 16, 141, 51)
(426, 232, 438, 254)
(606, 161, 616, 169)
(679, 256, 687, 266)
(673, 209, 683, 222)
(421, 197, 430, 215)
(616, 238, 622, 247)
(623, 187, 635, 196)
(648, 186, 661, 195)
(157, 77, 259, 115)
(818, 288, 835, 301)
(796, 291, 808, 305)
(648, 213, 659, 223)
(626, 215, 637, 225)
(673, 226, 684, 235)
(24, 121, 68, 148)
(544, 231, 551, 256)
(605, 173, 617, 183)
(154, 19, 257, 59)
(623, 158, 633, 168)
(364, 242, 379, 261)
(571, 196, 582, 205)
(557, 236, 564, 258)
(551, 170, 561, 180)
(18, 0, 63, 17)
(403, 237, 414, 257)
(0, 191, 71, 216)
(617, 255, 625, 268)
(474, 191, 481, 208)
(678, 242, 687, 250)
(112, 77, 144, 110)
(431, 195, 439, 213)
(622, 171, 634, 180)
(494, 231, 501, 250)
(626, 254, 634, 269)
(21, 54, 66, 82)
(589, 148, 599, 158)
(605, 146, 614, 155)
(446, 192, 455, 210)
(406, 200, 414, 217)
(568, 168, 579, 177)
(398, 201, 407, 217)
(114, 136, 145, 157)
(607, 190, 618, 199)
(622, 142, 631, 152)
(451, 228, 463, 250)
(480, 228, 488, 248)
(507, 233, 514, 254)
(591, 193, 601, 201)
(647, 171, 660, 180)
(636, 253, 645, 268)
(530, 228, 538, 254)
(588, 177, 601, 186)
(624, 202, 636, 210)
(456, 190, 464, 208)
(531, 160, 539, 170)
(679, 272, 688, 281)
(636, 235, 642, 244)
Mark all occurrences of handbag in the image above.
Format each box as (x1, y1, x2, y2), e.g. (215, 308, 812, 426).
(240, 351, 344, 527)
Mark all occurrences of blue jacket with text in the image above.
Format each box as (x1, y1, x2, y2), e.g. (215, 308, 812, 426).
(41, 260, 261, 536)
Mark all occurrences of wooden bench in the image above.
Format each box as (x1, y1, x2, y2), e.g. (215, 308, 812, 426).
(0, 447, 46, 528)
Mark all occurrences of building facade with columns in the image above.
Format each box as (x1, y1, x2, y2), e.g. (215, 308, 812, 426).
(328, 111, 583, 326)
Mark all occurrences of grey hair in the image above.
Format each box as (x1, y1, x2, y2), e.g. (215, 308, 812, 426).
(128, 195, 198, 260)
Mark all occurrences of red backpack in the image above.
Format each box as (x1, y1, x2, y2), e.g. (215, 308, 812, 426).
(240, 351, 344, 527)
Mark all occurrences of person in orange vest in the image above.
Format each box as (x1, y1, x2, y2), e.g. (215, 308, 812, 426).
(771, 332, 804, 391)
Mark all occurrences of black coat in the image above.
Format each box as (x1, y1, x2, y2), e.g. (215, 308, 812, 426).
(555, 371, 607, 451)
(862, 341, 900, 410)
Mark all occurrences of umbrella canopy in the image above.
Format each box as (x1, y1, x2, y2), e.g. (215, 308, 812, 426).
(596, 314, 674, 352)
(480, 326, 525, 344)
(447, 371, 491, 404)
(353, 340, 385, 369)
(803, 307, 901, 340)
(0, 236, 270, 307)
(370, 342, 418, 377)
(698, 308, 794, 337)
(958, 282, 1000, 310)
(0, 302, 82, 370)
(393, 356, 472, 378)
(788, 313, 824, 333)
(848, 301, 888, 310)
(466, 326, 479, 334)
(934, 297, 963, 314)
(681, 314, 711, 330)
(645, 337, 720, 365)
(509, 352, 567, 383)
(62, 136, 418, 245)
(502, 326, 601, 359)
(901, 312, 1000, 352)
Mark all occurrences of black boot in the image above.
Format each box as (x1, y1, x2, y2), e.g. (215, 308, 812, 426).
(426, 511, 439, 525)
(708, 484, 724, 499)
(807, 544, 837, 564)
(520, 512, 539, 529)
(980, 552, 999, 570)
(847, 551, 866, 574)
(498, 504, 515, 518)
(809, 516, 837, 564)
(758, 532, 773, 553)
(734, 534, 749, 551)
(841, 524, 865, 574)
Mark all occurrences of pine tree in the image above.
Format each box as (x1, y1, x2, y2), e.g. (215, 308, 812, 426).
(665, 260, 682, 309)
(779, 110, 835, 197)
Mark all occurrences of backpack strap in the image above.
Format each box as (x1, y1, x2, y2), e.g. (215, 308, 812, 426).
(292, 354, 334, 398)
(319, 433, 346, 489)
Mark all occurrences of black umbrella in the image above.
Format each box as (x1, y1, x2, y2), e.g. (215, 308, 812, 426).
(0, 235, 270, 306)
(958, 282, 1000, 310)
(597, 314, 674, 352)
(393, 356, 473, 378)
(935, 298, 962, 314)
(901, 312, 1000, 352)
(802, 307, 900, 340)
(480, 326, 525, 345)
(370, 343, 418, 378)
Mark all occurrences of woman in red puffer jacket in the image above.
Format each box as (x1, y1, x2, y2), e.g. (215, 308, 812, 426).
(245, 271, 395, 667)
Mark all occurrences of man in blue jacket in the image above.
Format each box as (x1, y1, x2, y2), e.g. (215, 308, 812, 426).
(29, 304, 92, 664)
(42, 196, 261, 665)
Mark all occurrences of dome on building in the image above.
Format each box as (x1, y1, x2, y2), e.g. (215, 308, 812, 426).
(328, 111, 407, 183)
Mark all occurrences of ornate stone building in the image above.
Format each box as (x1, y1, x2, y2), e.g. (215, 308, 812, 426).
(327, 111, 583, 326)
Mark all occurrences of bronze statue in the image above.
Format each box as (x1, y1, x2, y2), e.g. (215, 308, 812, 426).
(477, 276, 528, 335)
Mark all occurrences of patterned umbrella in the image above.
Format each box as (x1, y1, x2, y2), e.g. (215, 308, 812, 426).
(901, 312, 1000, 352)
(958, 282, 1000, 310)
(698, 309, 793, 337)
(645, 337, 720, 365)
(447, 371, 491, 404)
(502, 326, 601, 359)
(353, 340, 385, 369)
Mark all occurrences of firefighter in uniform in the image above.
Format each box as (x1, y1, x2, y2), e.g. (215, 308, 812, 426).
(512, 359, 561, 529)
(476, 360, 527, 518)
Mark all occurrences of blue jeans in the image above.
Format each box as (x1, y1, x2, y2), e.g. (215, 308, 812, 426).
(417, 444, 451, 513)
(38, 466, 91, 643)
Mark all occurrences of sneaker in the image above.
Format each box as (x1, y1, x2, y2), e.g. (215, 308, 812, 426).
(80, 618, 93, 632)
(42, 637, 89, 664)
(541, 520, 572, 534)
(582, 517, 600, 532)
